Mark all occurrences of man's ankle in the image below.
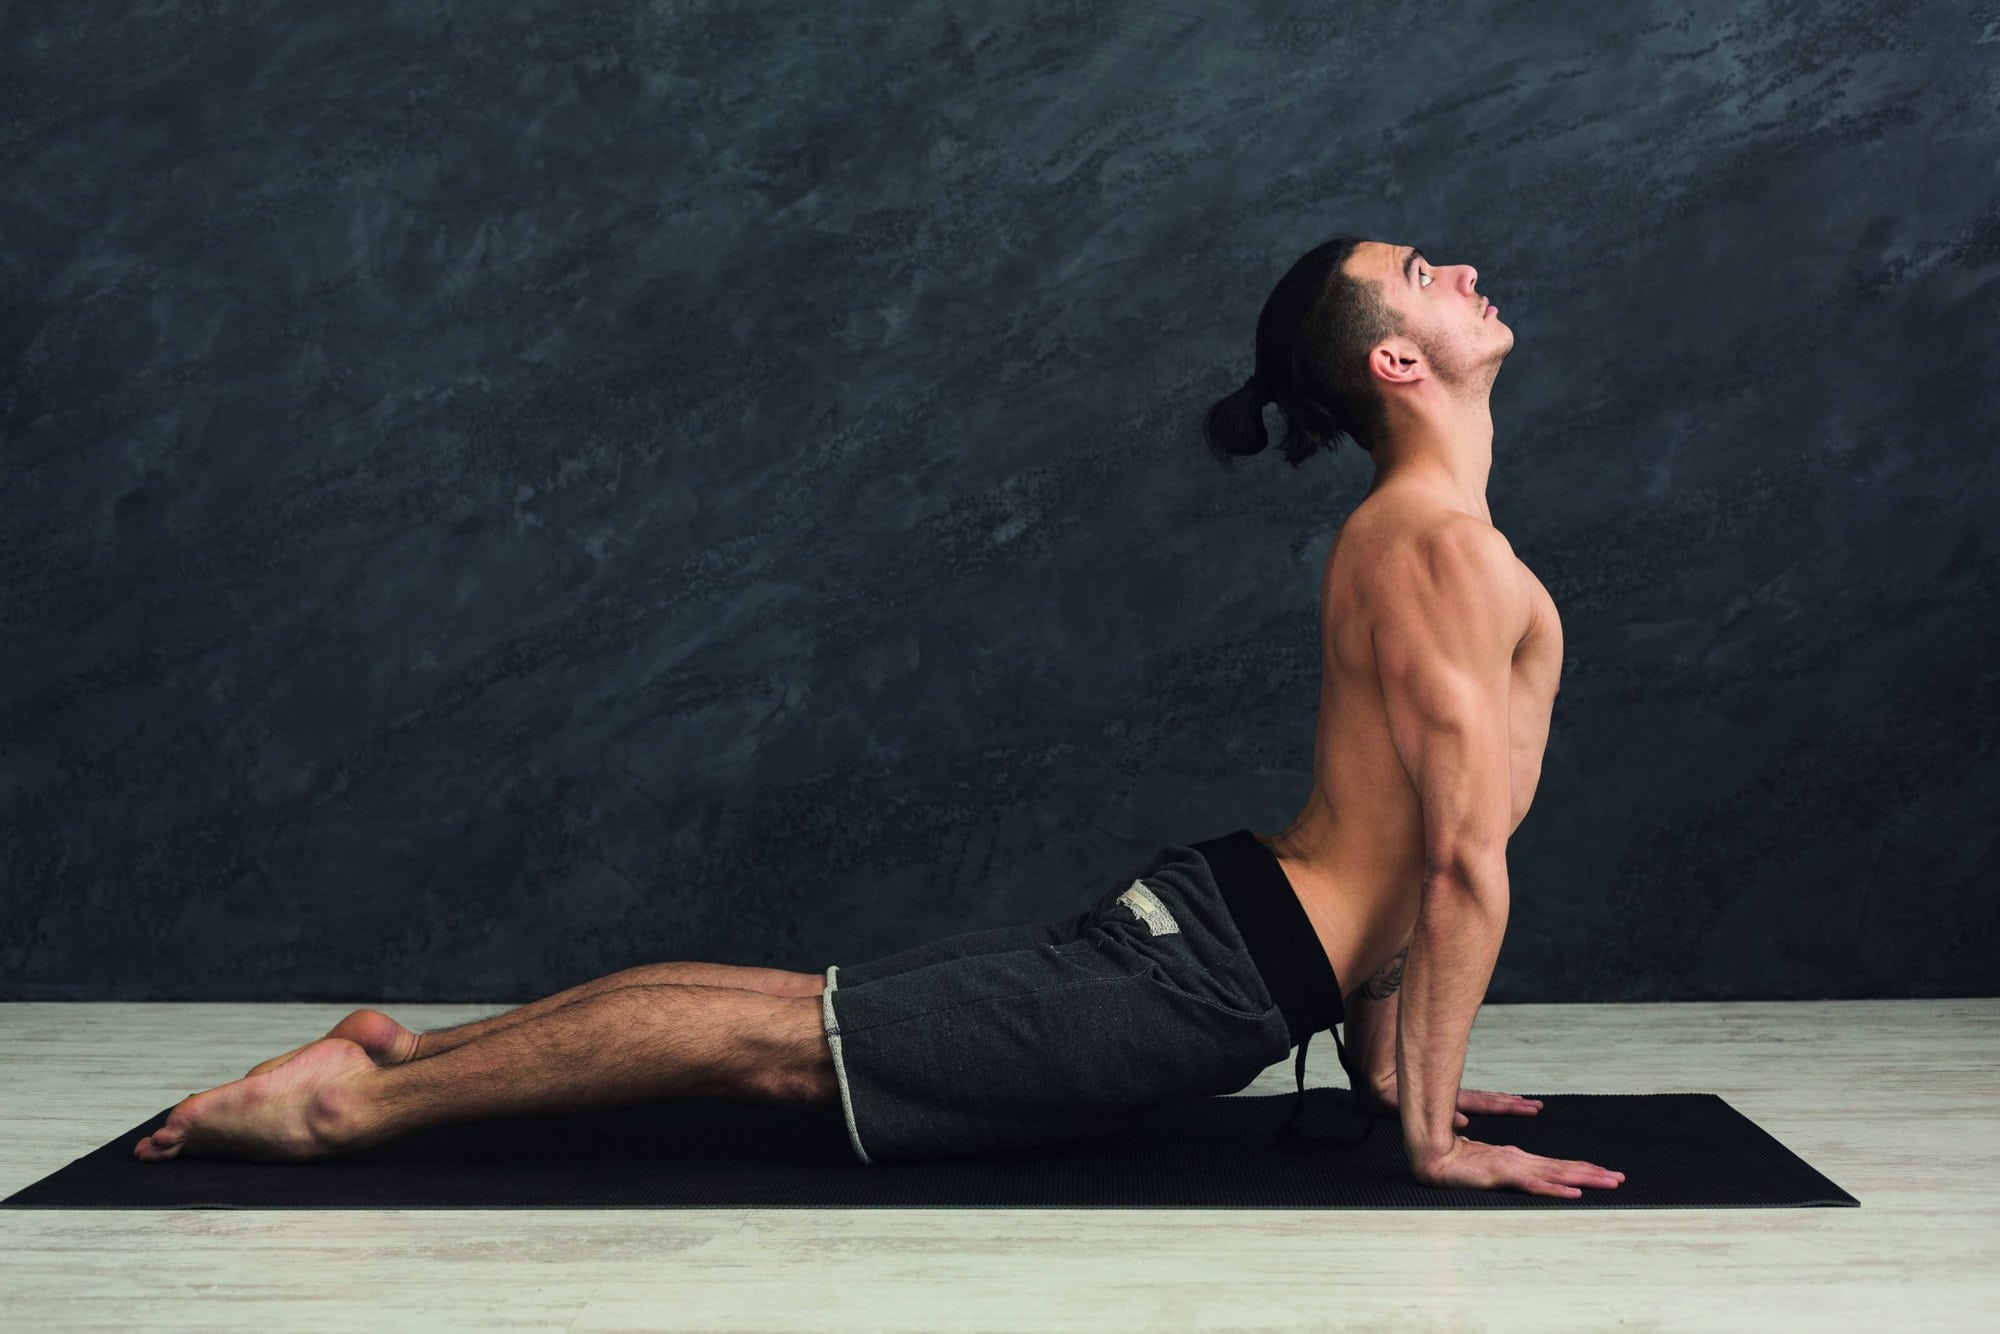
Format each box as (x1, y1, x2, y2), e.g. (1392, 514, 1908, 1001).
(308, 1068, 380, 1153)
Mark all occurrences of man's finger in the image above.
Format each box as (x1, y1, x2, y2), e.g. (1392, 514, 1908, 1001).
(1461, 1090, 1543, 1114)
(1482, 1094, 1542, 1112)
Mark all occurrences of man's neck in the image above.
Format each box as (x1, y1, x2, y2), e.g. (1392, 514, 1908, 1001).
(1366, 457, 1494, 524)
(1367, 407, 1496, 523)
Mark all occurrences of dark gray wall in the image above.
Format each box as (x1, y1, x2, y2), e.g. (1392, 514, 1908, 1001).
(4, 2, 1994, 1002)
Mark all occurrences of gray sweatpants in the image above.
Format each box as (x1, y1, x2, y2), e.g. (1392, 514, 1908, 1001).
(820, 840, 1296, 1165)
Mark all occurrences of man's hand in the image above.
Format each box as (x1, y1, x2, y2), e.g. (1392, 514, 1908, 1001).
(1413, 1135, 1625, 1199)
(1361, 1075, 1620, 1199)
(1359, 1070, 1544, 1127)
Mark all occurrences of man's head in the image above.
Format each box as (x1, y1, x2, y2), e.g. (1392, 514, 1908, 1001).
(1203, 235, 1512, 470)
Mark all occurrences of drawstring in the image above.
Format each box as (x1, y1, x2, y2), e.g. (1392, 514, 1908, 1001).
(1271, 1022, 1377, 1152)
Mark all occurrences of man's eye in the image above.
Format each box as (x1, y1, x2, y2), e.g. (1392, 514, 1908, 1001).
(1419, 269, 1433, 287)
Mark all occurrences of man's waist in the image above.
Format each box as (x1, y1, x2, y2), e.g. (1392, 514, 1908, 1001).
(1188, 829, 1346, 1045)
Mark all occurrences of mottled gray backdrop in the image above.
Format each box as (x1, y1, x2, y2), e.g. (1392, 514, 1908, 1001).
(4, 2, 1994, 1002)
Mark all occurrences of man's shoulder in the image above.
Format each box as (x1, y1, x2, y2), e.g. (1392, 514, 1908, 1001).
(1338, 494, 1531, 649)
(1346, 492, 1517, 578)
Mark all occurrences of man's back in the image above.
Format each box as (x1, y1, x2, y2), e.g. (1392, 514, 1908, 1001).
(1256, 483, 1564, 994)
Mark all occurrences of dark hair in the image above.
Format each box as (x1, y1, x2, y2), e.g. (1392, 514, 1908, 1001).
(1201, 234, 1404, 469)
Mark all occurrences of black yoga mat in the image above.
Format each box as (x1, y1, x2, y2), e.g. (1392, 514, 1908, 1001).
(2, 1089, 1857, 1210)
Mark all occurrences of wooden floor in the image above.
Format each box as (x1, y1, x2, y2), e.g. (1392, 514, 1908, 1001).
(1, 999, 1994, 1332)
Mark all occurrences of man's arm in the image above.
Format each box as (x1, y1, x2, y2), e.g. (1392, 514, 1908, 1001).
(1370, 521, 1526, 1170)
(1344, 940, 1408, 1090)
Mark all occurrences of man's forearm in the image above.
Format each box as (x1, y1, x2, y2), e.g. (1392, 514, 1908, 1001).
(1396, 874, 1509, 1165)
(1345, 945, 1407, 1087)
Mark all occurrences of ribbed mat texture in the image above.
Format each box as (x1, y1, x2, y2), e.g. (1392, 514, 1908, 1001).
(2, 1090, 1857, 1210)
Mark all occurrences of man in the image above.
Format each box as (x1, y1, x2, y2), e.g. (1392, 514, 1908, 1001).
(1201, 236, 1620, 1197)
(137, 236, 1622, 1200)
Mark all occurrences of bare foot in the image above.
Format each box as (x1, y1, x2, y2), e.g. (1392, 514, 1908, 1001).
(244, 1009, 422, 1079)
(136, 1038, 377, 1163)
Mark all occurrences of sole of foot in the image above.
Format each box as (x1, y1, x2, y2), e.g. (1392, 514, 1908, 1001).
(137, 1037, 376, 1163)
(245, 1008, 421, 1079)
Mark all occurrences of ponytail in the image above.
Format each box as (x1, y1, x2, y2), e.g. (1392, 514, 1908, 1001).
(1198, 234, 1399, 470)
(1200, 373, 1274, 471)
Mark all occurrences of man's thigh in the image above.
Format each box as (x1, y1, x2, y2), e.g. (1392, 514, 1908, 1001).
(830, 912, 1088, 989)
(769, 968, 830, 998)
(824, 927, 1290, 1162)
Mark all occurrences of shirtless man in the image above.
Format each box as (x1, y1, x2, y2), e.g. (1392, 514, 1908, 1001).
(137, 236, 1621, 1199)
(1232, 237, 1619, 1198)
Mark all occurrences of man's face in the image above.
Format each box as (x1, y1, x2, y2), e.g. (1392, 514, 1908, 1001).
(1349, 239, 1511, 389)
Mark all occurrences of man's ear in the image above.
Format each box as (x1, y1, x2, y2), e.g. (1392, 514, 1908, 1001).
(1367, 339, 1424, 388)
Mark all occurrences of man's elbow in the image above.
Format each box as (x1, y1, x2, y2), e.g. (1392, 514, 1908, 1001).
(1420, 846, 1509, 903)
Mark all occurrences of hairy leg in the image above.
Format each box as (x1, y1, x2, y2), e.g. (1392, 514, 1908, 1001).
(348, 983, 833, 1146)
(140, 983, 835, 1162)
(246, 961, 826, 1077)
(409, 961, 825, 1061)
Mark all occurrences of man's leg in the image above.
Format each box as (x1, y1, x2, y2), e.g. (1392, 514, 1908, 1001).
(408, 962, 825, 1059)
(138, 982, 836, 1162)
(247, 961, 826, 1077)
(347, 982, 836, 1146)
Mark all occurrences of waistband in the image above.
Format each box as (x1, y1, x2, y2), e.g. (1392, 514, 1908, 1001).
(1186, 828, 1346, 1048)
